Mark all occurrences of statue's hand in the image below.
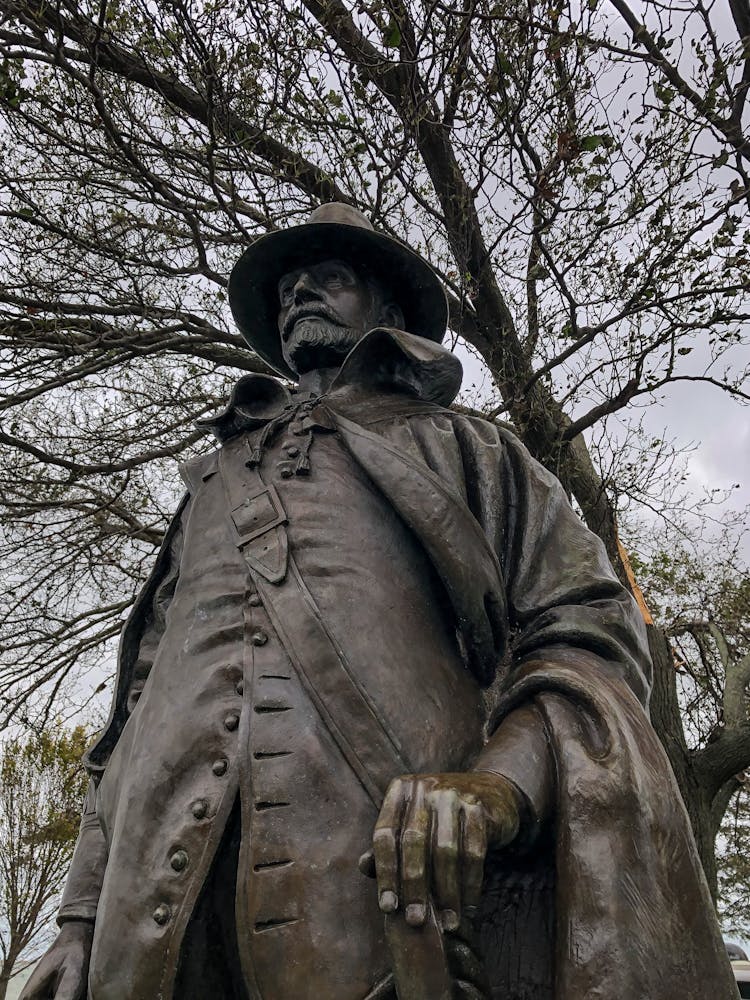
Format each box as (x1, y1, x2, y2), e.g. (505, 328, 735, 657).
(20, 920, 93, 1000)
(372, 771, 520, 931)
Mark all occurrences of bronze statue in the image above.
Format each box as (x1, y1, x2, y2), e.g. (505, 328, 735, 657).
(23, 204, 737, 999)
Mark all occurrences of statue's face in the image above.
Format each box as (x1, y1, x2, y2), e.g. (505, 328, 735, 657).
(277, 258, 384, 375)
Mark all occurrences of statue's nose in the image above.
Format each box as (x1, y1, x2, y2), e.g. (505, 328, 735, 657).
(293, 271, 322, 305)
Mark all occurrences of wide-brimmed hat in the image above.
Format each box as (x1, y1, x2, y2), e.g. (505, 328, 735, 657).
(228, 203, 448, 379)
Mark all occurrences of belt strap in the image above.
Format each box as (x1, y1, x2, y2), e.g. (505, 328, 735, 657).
(218, 434, 410, 805)
(220, 435, 288, 583)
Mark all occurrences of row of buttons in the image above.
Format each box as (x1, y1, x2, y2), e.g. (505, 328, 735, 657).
(151, 591, 268, 928)
(151, 686, 247, 924)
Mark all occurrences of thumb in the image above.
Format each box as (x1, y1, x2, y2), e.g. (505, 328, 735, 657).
(20, 960, 56, 1000)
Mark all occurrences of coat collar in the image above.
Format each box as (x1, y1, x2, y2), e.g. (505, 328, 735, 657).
(198, 327, 463, 442)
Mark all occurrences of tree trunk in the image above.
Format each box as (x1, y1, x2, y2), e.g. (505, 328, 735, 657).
(0, 958, 13, 1000)
(646, 624, 720, 900)
(0, 944, 27, 1000)
(686, 793, 720, 902)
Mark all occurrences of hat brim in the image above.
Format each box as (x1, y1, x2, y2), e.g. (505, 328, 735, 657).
(228, 222, 448, 379)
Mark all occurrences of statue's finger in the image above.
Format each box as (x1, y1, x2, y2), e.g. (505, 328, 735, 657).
(55, 969, 84, 1000)
(431, 790, 461, 930)
(400, 781, 430, 927)
(460, 801, 488, 914)
(55, 968, 85, 1000)
(373, 778, 406, 913)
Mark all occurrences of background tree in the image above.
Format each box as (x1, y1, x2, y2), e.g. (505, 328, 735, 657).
(0, 0, 748, 899)
(719, 779, 750, 935)
(633, 527, 750, 902)
(0, 725, 89, 1000)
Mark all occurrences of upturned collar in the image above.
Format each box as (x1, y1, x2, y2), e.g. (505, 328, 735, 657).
(198, 327, 463, 443)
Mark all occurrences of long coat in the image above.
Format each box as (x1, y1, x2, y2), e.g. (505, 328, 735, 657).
(59, 329, 737, 999)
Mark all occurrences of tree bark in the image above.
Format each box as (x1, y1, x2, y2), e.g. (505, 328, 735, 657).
(0, 956, 15, 1000)
(646, 624, 726, 900)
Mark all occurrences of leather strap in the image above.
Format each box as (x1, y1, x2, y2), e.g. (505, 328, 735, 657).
(219, 435, 288, 584)
(256, 556, 410, 806)
(218, 433, 410, 806)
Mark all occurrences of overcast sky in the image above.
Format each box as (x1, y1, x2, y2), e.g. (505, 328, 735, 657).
(456, 340, 750, 561)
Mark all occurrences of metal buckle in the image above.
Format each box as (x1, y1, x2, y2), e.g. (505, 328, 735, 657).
(230, 483, 287, 546)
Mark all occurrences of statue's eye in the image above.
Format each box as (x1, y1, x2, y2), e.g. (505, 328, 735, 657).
(279, 281, 294, 305)
(320, 263, 352, 286)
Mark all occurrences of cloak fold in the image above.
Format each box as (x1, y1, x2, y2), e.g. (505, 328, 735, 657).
(481, 652, 737, 998)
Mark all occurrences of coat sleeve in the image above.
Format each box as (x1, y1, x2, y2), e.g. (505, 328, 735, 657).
(474, 702, 554, 838)
(82, 494, 189, 776)
(495, 427, 651, 703)
(57, 496, 188, 924)
(459, 420, 651, 834)
(57, 778, 107, 923)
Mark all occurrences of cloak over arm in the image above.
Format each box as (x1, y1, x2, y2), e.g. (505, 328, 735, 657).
(452, 418, 650, 834)
(496, 427, 651, 703)
(456, 421, 736, 999)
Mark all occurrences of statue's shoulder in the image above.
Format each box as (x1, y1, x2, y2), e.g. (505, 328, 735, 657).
(178, 447, 221, 494)
(438, 407, 523, 449)
(342, 397, 531, 473)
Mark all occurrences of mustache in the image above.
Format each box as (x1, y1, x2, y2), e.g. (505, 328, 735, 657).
(282, 304, 346, 341)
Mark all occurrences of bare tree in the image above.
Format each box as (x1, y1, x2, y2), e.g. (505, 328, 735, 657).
(0, 725, 89, 1000)
(632, 526, 750, 900)
(0, 0, 748, 893)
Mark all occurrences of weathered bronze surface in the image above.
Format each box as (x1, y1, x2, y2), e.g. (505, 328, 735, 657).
(23, 204, 738, 999)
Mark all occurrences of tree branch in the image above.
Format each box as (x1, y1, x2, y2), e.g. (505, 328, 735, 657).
(3, 7, 350, 207)
(607, 0, 750, 163)
(724, 648, 750, 730)
(695, 722, 750, 791)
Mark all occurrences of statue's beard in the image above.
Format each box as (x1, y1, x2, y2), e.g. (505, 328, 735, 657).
(282, 315, 364, 374)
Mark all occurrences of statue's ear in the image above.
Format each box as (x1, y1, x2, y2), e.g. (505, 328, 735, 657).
(378, 301, 405, 330)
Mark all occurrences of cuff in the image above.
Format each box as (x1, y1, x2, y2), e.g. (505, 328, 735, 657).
(57, 781, 107, 926)
(473, 703, 553, 843)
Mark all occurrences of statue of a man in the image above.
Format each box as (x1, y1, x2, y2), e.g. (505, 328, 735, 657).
(23, 205, 736, 1000)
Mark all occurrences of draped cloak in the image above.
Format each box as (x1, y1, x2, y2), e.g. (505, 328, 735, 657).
(58, 328, 737, 999)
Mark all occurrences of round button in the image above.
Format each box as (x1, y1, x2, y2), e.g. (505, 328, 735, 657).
(152, 903, 171, 926)
(170, 850, 188, 872)
(212, 758, 228, 776)
(279, 465, 294, 479)
(224, 713, 239, 732)
(235, 679, 244, 696)
(251, 631, 268, 647)
(248, 594, 262, 607)
(191, 799, 208, 819)
(285, 445, 300, 458)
